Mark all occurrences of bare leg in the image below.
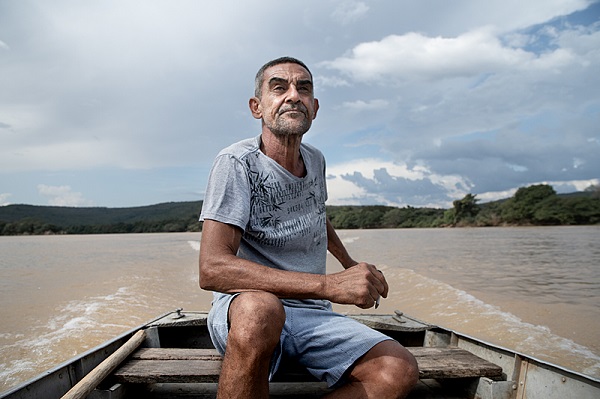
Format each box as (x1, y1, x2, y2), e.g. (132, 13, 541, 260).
(216, 292, 285, 399)
(324, 340, 419, 399)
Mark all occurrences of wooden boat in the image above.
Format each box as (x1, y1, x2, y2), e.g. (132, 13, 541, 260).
(1, 309, 599, 399)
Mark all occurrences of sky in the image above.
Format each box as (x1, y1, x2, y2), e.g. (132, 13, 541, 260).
(1, 0, 599, 209)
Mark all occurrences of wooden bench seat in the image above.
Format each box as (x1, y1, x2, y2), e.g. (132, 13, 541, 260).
(113, 347, 503, 384)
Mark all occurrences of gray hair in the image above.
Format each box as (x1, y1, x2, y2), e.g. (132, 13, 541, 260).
(254, 56, 313, 98)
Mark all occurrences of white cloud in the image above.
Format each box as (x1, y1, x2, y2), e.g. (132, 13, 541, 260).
(315, 75, 351, 88)
(328, 159, 422, 181)
(476, 188, 519, 203)
(0, 193, 12, 206)
(331, 1, 369, 25)
(37, 185, 94, 207)
(326, 174, 368, 206)
(321, 26, 582, 83)
(326, 159, 473, 207)
(339, 99, 389, 111)
(547, 178, 600, 193)
(477, 178, 600, 203)
(0, 104, 48, 133)
(327, 159, 600, 206)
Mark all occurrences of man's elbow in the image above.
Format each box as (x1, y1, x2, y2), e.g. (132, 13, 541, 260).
(199, 278, 212, 291)
(198, 257, 218, 291)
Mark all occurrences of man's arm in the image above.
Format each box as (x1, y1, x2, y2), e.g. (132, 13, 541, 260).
(199, 219, 387, 308)
(325, 218, 389, 300)
(199, 219, 325, 298)
(326, 218, 357, 269)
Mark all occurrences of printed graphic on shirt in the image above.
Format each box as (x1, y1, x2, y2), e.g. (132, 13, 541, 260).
(245, 157, 327, 249)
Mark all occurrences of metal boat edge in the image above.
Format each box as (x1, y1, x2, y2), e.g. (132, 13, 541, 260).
(2, 309, 599, 399)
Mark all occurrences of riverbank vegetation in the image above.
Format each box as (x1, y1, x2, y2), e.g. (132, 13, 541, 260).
(1, 185, 598, 235)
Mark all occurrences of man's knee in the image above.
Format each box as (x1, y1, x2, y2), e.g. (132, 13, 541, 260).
(383, 344, 419, 393)
(379, 342, 419, 397)
(228, 291, 285, 351)
(350, 340, 419, 398)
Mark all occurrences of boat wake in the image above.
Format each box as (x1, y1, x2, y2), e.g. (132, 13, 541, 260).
(187, 240, 200, 252)
(0, 287, 141, 391)
(380, 267, 600, 379)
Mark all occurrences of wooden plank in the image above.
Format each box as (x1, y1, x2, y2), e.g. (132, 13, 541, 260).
(132, 348, 222, 360)
(408, 347, 503, 379)
(114, 359, 222, 384)
(113, 346, 503, 384)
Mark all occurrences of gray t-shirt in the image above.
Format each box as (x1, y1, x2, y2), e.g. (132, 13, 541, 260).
(200, 135, 329, 308)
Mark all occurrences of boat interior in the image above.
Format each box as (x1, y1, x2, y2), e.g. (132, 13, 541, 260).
(4, 310, 599, 399)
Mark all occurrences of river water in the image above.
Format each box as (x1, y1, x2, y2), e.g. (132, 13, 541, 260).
(1, 226, 599, 392)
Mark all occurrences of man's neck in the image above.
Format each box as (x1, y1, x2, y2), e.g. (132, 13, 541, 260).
(260, 130, 305, 177)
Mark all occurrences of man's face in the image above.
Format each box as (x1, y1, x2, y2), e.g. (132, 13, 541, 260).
(250, 63, 319, 137)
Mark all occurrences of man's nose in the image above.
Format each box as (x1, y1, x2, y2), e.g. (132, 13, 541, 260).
(285, 85, 301, 102)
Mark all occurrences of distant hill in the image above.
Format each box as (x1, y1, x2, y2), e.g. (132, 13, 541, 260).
(0, 201, 203, 226)
(0, 188, 597, 235)
(1, 191, 592, 225)
(0, 201, 204, 235)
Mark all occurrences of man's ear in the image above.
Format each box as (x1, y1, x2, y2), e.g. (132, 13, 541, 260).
(312, 98, 319, 120)
(249, 97, 262, 119)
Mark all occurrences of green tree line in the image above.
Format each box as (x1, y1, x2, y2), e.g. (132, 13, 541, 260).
(0, 216, 202, 236)
(0, 201, 203, 236)
(1, 185, 598, 235)
(328, 185, 599, 229)
(443, 184, 600, 227)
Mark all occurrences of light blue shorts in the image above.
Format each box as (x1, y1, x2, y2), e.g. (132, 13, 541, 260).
(207, 293, 392, 387)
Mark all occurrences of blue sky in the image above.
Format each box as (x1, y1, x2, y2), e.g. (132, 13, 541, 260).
(1, 0, 599, 208)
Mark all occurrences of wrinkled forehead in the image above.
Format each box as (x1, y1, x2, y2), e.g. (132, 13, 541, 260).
(262, 63, 313, 86)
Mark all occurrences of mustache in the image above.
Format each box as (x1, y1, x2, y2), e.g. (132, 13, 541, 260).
(278, 104, 308, 115)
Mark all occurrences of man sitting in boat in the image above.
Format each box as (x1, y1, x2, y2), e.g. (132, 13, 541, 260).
(199, 56, 419, 399)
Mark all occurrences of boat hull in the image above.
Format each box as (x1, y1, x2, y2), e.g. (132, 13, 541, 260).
(1, 310, 598, 399)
